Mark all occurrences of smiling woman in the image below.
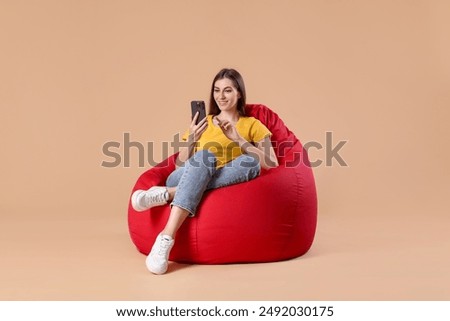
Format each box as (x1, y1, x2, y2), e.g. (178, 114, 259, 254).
(128, 102, 318, 269)
(213, 79, 240, 115)
(209, 68, 247, 117)
(130, 68, 279, 274)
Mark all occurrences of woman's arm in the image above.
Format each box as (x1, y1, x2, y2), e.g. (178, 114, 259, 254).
(216, 119, 278, 170)
(175, 113, 208, 167)
(237, 136, 279, 170)
(176, 136, 196, 167)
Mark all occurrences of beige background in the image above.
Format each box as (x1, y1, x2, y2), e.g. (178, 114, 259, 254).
(1, 0, 449, 300)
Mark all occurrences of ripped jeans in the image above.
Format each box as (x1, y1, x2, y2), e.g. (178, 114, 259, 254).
(166, 150, 260, 216)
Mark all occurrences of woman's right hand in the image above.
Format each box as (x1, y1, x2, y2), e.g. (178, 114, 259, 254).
(189, 112, 208, 141)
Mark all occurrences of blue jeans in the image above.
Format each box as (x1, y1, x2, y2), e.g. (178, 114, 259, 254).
(166, 150, 260, 216)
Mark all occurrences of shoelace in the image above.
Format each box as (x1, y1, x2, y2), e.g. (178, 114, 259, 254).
(147, 189, 167, 204)
(158, 239, 171, 256)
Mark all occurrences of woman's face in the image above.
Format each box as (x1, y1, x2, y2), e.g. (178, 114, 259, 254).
(213, 78, 240, 112)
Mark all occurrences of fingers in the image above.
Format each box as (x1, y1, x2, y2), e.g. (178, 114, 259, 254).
(189, 115, 208, 140)
(190, 113, 207, 132)
(194, 117, 208, 133)
(219, 120, 231, 131)
(191, 112, 208, 127)
(197, 115, 207, 126)
(191, 111, 199, 126)
(197, 118, 208, 133)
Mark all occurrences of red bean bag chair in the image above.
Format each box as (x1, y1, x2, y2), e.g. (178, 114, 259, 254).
(128, 104, 317, 264)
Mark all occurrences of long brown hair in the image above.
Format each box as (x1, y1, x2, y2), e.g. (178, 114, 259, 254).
(209, 68, 247, 117)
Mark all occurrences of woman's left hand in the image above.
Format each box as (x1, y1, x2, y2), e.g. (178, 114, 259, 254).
(216, 118, 242, 142)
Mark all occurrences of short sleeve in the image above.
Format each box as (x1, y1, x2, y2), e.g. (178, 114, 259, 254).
(250, 119, 271, 143)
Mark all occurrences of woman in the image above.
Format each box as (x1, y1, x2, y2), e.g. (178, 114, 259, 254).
(131, 68, 278, 274)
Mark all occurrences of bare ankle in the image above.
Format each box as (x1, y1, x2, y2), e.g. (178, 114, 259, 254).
(167, 187, 176, 201)
(161, 230, 175, 239)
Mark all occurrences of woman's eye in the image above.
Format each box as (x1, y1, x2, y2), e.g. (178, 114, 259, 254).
(225, 89, 232, 93)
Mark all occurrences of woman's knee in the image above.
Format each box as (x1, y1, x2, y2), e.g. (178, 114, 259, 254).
(240, 154, 260, 168)
(239, 155, 261, 179)
(166, 167, 184, 187)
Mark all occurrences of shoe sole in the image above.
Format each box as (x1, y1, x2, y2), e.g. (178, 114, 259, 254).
(146, 256, 168, 275)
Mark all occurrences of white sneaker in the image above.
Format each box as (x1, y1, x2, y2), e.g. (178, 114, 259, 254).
(131, 187, 168, 212)
(146, 234, 174, 274)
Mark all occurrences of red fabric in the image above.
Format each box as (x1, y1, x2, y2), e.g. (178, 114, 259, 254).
(128, 104, 317, 264)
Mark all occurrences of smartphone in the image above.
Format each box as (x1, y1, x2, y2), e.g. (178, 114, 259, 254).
(190, 100, 207, 125)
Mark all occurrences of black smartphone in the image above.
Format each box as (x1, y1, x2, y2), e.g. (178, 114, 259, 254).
(190, 100, 206, 125)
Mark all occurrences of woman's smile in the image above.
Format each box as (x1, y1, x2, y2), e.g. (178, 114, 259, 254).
(214, 78, 240, 111)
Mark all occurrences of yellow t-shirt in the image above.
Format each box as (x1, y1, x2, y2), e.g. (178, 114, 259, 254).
(182, 115, 271, 168)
